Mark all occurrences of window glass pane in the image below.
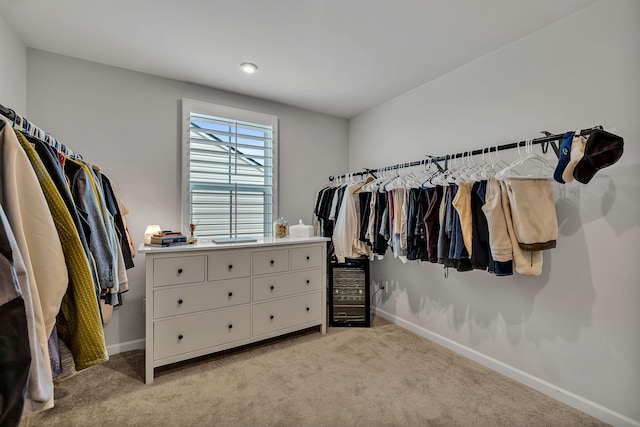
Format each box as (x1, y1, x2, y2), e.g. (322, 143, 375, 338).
(185, 102, 277, 240)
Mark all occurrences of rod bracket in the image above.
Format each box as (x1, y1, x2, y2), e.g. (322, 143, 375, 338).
(541, 130, 560, 158)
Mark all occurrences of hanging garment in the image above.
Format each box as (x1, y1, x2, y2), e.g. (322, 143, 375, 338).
(0, 297, 30, 427)
(334, 186, 347, 223)
(47, 327, 63, 377)
(386, 190, 394, 248)
(15, 131, 108, 370)
(314, 185, 338, 255)
(407, 188, 428, 261)
(312, 185, 327, 236)
(317, 186, 334, 224)
(470, 181, 493, 272)
(328, 186, 346, 258)
(29, 135, 103, 365)
(334, 182, 370, 262)
(499, 181, 543, 276)
(392, 188, 408, 263)
(29, 136, 100, 294)
(109, 181, 136, 259)
(0, 124, 61, 413)
(448, 190, 460, 261)
(481, 178, 514, 276)
(319, 186, 338, 239)
(92, 169, 127, 306)
(503, 178, 558, 251)
(328, 186, 340, 222)
(452, 182, 473, 257)
(0, 206, 31, 427)
(437, 186, 454, 267)
(372, 190, 388, 256)
(85, 165, 121, 298)
(358, 191, 372, 246)
(366, 190, 377, 248)
(101, 174, 134, 270)
(448, 184, 473, 272)
(64, 158, 116, 295)
(312, 186, 325, 234)
(99, 174, 130, 308)
(423, 186, 443, 263)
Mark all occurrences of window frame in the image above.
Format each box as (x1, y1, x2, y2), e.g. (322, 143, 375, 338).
(181, 98, 279, 239)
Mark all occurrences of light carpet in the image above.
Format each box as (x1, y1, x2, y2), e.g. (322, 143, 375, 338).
(23, 317, 607, 426)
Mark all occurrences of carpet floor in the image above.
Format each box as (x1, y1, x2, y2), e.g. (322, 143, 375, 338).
(23, 316, 607, 426)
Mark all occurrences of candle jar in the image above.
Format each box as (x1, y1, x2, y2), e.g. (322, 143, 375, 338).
(274, 217, 288, 238)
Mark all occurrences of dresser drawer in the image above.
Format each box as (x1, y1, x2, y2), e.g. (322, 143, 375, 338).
(252, 292, 322, 336)
(252, 269, 322, 302)
(208, 251, 251, 281)
(154, 305, 250, 360)
(252, 249, 289, 276)
(290, 245, 323, 270)
(153, 256, 205, 287)
(154, 278, 250, 318)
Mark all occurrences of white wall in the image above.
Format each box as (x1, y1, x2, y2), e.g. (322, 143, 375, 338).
(26, 49, 349, 352)
(349, 0, 639, 425)
(0, 13, 26, 113)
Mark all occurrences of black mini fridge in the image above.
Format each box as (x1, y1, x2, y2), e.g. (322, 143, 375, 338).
(329, 257, 370, 327)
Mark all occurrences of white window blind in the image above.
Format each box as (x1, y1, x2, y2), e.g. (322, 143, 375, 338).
(182, 99, 278, 240)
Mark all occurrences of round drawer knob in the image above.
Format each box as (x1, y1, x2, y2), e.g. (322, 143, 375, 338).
(178, 299, 183, 305)
(228, 292, 233, 297)
(306, 256, 310, 261)
(177, 268, 183, 274)
(306, 307, 310, 312)
(228, 264, 233, 270)
(228, 324, 233, 329)
(306, 280, 310, 284)
(270, 285, 275, 291)
(270, 260, 275, 265)
(270, 315, 274, 320)
(178, 334, 183, 340)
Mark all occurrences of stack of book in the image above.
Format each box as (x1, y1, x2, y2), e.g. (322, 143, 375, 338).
(147, 231, 190, 247)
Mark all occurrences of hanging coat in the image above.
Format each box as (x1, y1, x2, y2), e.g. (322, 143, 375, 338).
(64, 159, 116, 295)
(0, 205, 31, 427)
(16, 131, 108, 371)
(0, 123, 61, 413)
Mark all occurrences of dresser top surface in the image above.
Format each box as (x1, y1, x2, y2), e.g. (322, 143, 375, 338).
(139, 236, 330, 254)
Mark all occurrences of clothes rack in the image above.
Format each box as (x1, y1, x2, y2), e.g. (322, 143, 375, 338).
(0, 103, 80, 158)
(329, 126, 603, 181)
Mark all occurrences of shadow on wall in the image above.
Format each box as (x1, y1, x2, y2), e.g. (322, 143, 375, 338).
(593, 165, 638, 235)
(556, 164, 640, 237)
(372, 162, 640, 349)
(374, 253, 551, 345)
(369, 173, 636, 350)
(521, 228, 594, 346)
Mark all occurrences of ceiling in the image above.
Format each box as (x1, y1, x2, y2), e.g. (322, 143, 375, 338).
(0, 0, 597, 118)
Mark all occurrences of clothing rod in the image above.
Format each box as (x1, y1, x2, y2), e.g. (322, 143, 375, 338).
(0, 102, 80, 158)
(329, 126, 602, 181)
(0, 103, 22, 124)
(0, 104, 14, 118)
(0, 102, 47, 136)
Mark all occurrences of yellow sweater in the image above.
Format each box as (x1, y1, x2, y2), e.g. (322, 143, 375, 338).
(16, 131, 108, 370)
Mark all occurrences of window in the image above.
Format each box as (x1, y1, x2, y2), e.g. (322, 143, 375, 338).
(182, 99, 278, 240)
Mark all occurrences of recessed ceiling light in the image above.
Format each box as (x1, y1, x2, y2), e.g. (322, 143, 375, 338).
(240, 62, 258, 74)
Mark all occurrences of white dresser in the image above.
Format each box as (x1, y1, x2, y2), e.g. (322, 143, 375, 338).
(139, 236, 329, 384)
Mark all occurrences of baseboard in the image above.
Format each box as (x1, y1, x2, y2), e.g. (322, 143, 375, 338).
(106, 338, 145, 356)
(373, 308, 640, 427)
